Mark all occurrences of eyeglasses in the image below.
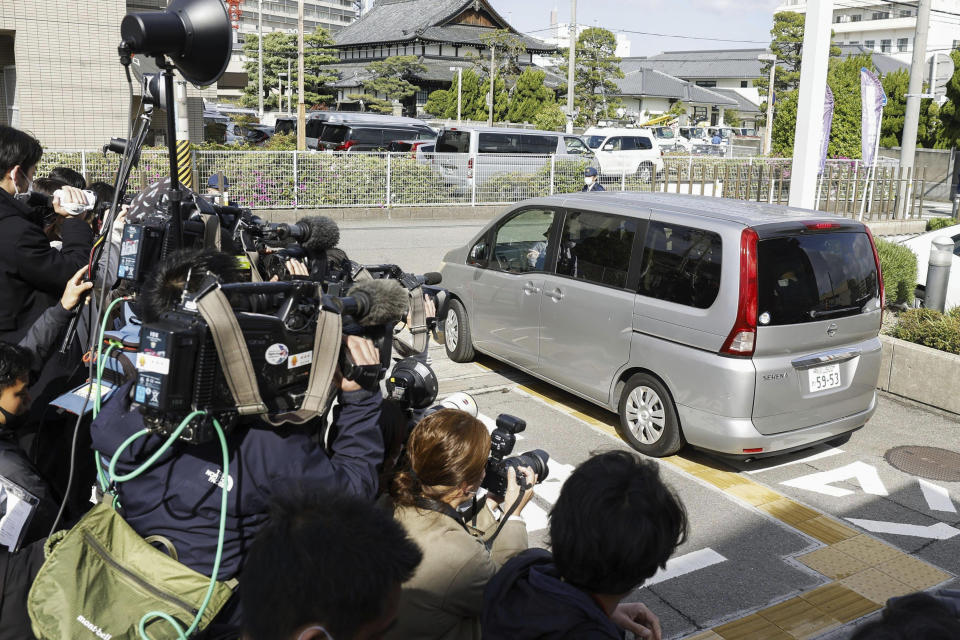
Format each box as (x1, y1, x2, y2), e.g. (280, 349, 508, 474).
(297, 626, 334, 640)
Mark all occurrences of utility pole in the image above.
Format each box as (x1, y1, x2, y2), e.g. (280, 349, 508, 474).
(900, 0, 931, 215)
(451, 66, 462, 123)
(288, 58, 292, 114)
(788, 0, 832, 209)
(297, 0, 306, 151)
(258, 0, 263, 118)
(487, 45, 496, 126)
(565, 0, 576, 134)
(759, 53, 777, 156)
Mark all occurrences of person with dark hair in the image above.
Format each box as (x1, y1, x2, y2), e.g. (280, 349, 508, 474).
(388, 409, 535, 640)
(241, 490, 423, 640)
(482, 450, 688, 640)
(29, 176, 68, 246)
(90, 249, 387, 625)
(48, 166, 86, 190)
(0, 125, 93, 343)
(0, 267, 93, 548)
(850, 592, 960, 640)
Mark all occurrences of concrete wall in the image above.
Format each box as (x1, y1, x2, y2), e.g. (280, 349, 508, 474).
(878, 335, 960, 415)
(879, 147, 956, 202)
(0, 0, 129, 149)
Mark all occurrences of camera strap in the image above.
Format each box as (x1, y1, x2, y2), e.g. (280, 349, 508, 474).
(413, 496, 471, 534)
(393, 285, 428, 357)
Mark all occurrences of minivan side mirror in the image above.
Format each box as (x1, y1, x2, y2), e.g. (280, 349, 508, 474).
(603, 143, 615, 151)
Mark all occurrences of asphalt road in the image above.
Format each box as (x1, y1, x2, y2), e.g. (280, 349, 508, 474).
(343, 218, 960, 639)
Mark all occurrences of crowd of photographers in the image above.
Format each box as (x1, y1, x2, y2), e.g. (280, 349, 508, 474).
(0, 121, 957, 640)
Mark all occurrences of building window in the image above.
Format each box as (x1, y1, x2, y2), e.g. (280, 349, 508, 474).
(881, 39, 891, 53)
(865, 39, 875, 50)
(898, 38, 908, 52)
(899, 9, 912, 17)
(741, 80, 748, 88)
(848, 40, 860, 45)
(695, 80, 717, 87)
(871, 11, 890, 20)
(850, 14, 862, 22)
(693, 106, 708, 122)
(953, 40, 960, 50)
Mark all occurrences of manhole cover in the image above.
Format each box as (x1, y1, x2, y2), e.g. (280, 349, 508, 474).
(885, 446, 960, 482)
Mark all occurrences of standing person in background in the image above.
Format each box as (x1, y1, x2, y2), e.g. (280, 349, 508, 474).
(48, 166, 86, 190)
(583, 167, 605, 192)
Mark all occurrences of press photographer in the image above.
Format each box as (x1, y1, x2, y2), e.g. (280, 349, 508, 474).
(388, 409, 540, 640)
(88, 249, 390, 625)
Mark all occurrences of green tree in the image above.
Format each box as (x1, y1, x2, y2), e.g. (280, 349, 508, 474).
(880, 69, 941, 148)
(771, 89, 798, 156)
(507, 68, 555, 123)
(349, 55, 427, 114)
(533, 103, 567, 131)
(469, 75, 510, 122)
(724, 109, 742, 127)
(558, 27, 624, 126)
(240, 28, 338, 110)
(826, 54, 870, 158)
(423, 69, 484, 118)
(934, 49, 960, 149)
(467, 29, 528, 89)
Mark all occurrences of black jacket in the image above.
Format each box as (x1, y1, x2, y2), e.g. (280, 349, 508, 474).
(482, 549, 624, 640)
(0, 187, 93, 342)
(90, 381, 386, 580)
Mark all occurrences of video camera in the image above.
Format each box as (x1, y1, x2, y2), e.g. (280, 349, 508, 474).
(135, 275, 408, 444)
(480, 415, 550, 496)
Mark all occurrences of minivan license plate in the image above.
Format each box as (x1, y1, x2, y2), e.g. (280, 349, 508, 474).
(809, 364, 841, 392)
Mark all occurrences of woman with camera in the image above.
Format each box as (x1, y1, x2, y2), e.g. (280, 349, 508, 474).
(388, 409, 536, 640)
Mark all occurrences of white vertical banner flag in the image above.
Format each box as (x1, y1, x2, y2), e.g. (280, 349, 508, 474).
(860, 67, 887, 166)
(819, 85, 835, 174)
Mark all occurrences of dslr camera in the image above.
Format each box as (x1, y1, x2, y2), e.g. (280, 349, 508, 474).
(481, 415, 550, 497)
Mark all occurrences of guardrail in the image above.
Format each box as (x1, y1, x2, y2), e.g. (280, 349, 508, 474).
(38, 150, 919, 219)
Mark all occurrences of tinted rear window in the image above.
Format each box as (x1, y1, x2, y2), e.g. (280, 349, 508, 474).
(478, 132, 521, 153)
(758, 232, 879, 326)
(436, 130, 470, 153)
(320, 125, 348, 143)
(521, 134, 558, 154)
(624, 136, 653, 150)
(275, 120, 295, 135)
(348, 128, 381, 144)
(639, 221, 722, 308)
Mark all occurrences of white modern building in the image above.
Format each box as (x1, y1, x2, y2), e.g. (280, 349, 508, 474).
(774, 0, 960, 64)
(534, 8, 631, 65)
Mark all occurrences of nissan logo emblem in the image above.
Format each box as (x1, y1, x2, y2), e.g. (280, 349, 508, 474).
(826, 323, 839, 336)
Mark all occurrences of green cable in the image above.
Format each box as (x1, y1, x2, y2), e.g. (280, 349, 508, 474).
(106, 412, 230, 640)
(91, 295, 131, 490)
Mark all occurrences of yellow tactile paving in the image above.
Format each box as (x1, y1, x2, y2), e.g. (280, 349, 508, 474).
(841, 567, 915, 603)
(713, 613, 796, 639)
(724, 481, 786, 506)
(798, 583, 882, 623)
(796, 546, 870, 580)
(831, 535, 904, 567)
(874, 554, 953, 590)
(756, 498, 822, 528)
(792, 516, 860, 546)
(684, 631, 724, 640)
(756, 597, 842, 639)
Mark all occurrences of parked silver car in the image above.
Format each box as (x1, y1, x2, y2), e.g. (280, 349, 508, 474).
(439, 192, 884, 458)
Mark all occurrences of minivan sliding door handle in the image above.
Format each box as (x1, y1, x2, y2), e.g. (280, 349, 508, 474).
(522, 282, 541, 295)
(544, 289, 564, 302)
(791, 348, 861, 370)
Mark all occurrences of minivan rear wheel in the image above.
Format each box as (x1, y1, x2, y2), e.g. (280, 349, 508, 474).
(617, 374, 683, 457)
(444, 299, 475, 363)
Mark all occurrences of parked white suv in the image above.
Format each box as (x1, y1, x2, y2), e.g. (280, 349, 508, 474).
(583, 127, 665, 182)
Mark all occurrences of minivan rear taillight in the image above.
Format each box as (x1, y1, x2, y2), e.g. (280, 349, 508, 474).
(335, 140, 357, 151)
(866, 226, 885, 316)
(721, 228, 759, 357)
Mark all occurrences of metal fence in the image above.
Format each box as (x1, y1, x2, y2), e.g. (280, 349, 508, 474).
(38, 150, 921, 219)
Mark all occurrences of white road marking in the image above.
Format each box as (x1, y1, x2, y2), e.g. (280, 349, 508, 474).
(845, 518, 960, 540)
(918, 479, 957, 514)
(780, 461, 889, 498)
(523, 502, 551, 533)
(745, 446, 844, 474)
(645, 548, 728, 586)
(535, 461, 576, 505)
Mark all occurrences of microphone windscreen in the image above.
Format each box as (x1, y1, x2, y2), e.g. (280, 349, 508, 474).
(300, 216, 340, 252)
(421, 272, 442, 286)
(350, 279, 409, 326)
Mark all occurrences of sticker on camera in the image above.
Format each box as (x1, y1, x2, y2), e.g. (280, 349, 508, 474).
(265, 343, 289, 365)
(136, 353, 170, 375)
(288, 351, 313, 369)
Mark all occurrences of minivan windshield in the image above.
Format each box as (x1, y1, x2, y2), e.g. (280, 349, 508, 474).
(758, 232, 879, 326)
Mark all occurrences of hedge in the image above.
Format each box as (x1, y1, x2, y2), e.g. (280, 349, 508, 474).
(891, 307, 960, 355)
(926, 217, 957, 232)
(876, 239, 917, 305)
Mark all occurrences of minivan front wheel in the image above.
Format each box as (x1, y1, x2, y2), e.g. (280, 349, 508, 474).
(444, 299, 475, 363)
(617, 374, 683, 457)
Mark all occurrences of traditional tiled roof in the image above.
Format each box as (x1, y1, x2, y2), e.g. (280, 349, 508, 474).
(613, 66, 739, 106)
(710, 88, 761, 113)
(622, 49, 768, 80)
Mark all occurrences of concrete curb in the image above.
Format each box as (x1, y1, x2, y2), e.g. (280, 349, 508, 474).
(865, 219, 927, 236)
(878, 335, 960, 415)
(253, 205, 506, 223)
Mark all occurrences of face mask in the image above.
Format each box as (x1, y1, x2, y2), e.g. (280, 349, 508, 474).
(584, 177, 594, 186)
(10, 167, 33, 199)
(0, 405, 23, 430)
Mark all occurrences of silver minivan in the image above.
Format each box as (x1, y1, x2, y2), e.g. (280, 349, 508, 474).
(438, 192, 884, 458)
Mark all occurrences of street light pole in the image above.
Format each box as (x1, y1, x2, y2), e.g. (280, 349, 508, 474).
(288, 58, 292, 114)
(759, 53, 777, 156)
(900, 0, 931, 216)
(297, 0, 306, 151)
(565, 0, 576, 134)
(487, 46, 496, 126)
(450, 66, 462, 124)
(258, 0, 263, 118)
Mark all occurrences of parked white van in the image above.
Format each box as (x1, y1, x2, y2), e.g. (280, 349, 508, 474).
(583, 127, 665, 182)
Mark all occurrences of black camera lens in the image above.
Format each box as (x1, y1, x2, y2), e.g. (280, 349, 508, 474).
(514, 449, 550, 486)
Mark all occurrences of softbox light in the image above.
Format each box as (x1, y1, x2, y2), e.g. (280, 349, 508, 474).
(121, 0, 232, 87)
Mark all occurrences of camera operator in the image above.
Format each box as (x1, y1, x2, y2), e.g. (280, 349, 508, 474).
(388, 409, 535, 640)
(0, 125, 94, 344)
(90, 249, 387, 624)
(0, 267, 93, 547)
(482, 451, 687, 640)
(241, 490, 423, 640)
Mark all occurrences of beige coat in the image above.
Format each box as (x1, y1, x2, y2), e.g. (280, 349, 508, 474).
(388, 503, 528, 640)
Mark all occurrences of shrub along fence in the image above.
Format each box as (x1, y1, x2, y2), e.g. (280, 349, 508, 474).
(39, 150, 923, 219)
(875, 239, 919, 305)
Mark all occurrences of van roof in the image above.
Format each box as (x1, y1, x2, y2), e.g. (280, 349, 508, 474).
(307, 112, 431, 126)
(525, 192, 859, 226)
(438, 126, 566, 136)
(584, 127, 654, 136)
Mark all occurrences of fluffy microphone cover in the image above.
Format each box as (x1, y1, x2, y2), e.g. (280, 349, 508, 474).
(300, 216, 341, 252)
(349, 278, 409, 326)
